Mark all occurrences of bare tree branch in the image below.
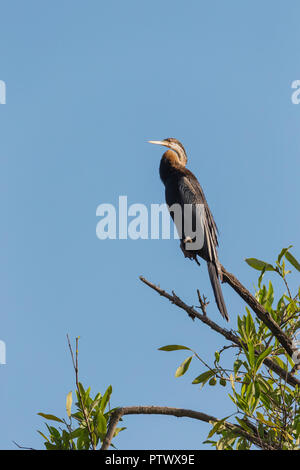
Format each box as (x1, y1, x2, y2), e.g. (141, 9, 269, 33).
(139, 276, 300, 388)
(101, 406, 277, 450)
(220, 265, 295, 357)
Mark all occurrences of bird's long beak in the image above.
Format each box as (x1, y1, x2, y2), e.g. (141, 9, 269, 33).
(148, 140, 167, 146)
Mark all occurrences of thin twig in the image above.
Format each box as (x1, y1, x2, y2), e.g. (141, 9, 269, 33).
(283, 275, 293, 301)
(13, 441, 36, 450)
(197, 289, 208, 316)
(67, 334, 96, 450)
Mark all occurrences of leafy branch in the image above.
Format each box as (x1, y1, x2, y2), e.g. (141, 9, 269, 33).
(34, 246, 300, 450)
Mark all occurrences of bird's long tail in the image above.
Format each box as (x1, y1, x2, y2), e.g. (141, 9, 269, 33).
(207, 261, 229, 321)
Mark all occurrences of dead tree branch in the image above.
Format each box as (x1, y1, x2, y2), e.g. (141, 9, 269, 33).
(101, 406, 277, 450)
(139, 276, 300, 388)
(220, 265, 295, 357)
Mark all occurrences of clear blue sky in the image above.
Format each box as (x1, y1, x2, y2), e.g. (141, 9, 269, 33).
(0, 0, 299, 450)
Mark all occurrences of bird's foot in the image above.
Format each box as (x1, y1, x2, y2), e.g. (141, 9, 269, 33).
(180, 241, 200, 266)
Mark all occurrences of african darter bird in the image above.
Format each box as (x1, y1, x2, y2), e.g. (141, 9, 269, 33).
(148, 138, 229, 321)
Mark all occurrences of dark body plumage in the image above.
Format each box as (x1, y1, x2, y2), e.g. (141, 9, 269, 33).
(151, 138, 228, 321)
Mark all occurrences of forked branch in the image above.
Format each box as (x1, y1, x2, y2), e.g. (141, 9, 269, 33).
(139, 275, 300, 388)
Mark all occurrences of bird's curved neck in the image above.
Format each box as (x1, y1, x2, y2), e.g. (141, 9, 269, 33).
(159, 149, 186, 184)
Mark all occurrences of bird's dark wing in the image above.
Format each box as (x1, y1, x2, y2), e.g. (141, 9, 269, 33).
(164, 170, 228, 321)
(164, 170, 219, 265)
(183, 170, 219, 246)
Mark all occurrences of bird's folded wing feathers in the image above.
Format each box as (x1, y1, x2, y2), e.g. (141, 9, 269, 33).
(178, 174, 219, 265)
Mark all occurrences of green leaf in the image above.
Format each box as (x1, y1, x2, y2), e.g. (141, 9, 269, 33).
(47, 424, 61, 440)
(285, 251, 300, 272)
(228, 393, 237, 405)
(66, 391, 72, 418)
(175, 356, 193, 377)
(255, 346, 273, 372)
(245, 382, 255, 407)
(158, 345, 191, 352)
(207, 417, 229, 439)
(271, 356, 288, 370)
(44, 442, 57, 450)
(233, 359, 243, 376)
(236, 438, 249, 450)
(214, 351, 220, 364)
(245, 258, 275, 272)
(62, 429, 71, 448)
(37, 413, 64, 423)
(235, 417, 253, 433)
(88, 394, 102, 417)
(245, 309, 255, 337)
(100, 385, 112, 413)
(69, 428, 83, 439)
(113, 427, 126, 438)
(37, 430, 49, 442)
(77, 428, 90, 450)
(95, 410, 107, 435)
(258, 267, 266, 289)
(251, 381, 261, 413)
(258, 284, 267, 306)
(278, 246, 293, 263)
(229, 373, 235, 391)
(266, 281, 274, 307)
(77, 382, 86, 405)
(247, 341, 255, 368)
(256, 412, 277, 428)
(192, 369, 216, 386)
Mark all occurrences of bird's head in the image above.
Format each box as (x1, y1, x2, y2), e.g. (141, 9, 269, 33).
(148, 138, 187, 166)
